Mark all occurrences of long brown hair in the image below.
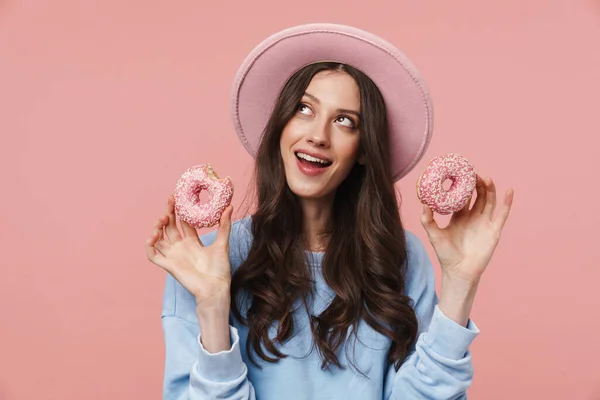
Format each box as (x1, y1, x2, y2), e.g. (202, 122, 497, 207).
(231, 62, 418, 372)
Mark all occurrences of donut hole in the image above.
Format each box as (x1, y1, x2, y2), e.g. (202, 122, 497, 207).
(442, 178, 454, 191)
(196, 188, 210, 204)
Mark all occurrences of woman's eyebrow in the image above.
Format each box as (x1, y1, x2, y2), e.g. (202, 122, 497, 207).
(303, 92, 361, 119)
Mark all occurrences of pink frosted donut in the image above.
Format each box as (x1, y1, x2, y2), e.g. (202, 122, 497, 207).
(417, 154, 477, 215)
(174, 164, 234, 229)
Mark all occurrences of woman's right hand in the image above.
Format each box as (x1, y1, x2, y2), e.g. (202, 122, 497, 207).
(146, 194, 234, 312)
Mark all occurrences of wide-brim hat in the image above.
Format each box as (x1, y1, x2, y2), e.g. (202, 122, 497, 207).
(230, 23, 434, 181)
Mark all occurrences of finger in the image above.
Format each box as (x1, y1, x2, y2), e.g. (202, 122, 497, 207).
(146, 233, 167, 265)
(472, 175, 488, 214)
(154, 233, 169, 255)
(421, 204, 441, 237)
(216, 205, 234, 247)
(482, 178, 497, 218)
(180, 219, 201, 244)
(146, 227, 160, 247)
(493, 189, 514, 231)
(154, 216, 169, 243)
(146, 242, 165, 263)
(165, 195, 182, 242)
(149, 228, 167, 254)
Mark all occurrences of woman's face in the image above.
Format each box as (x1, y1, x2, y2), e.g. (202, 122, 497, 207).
(280, 70, 362, 201)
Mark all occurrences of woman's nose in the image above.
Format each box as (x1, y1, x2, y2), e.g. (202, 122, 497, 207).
(307, 122, 330, 147)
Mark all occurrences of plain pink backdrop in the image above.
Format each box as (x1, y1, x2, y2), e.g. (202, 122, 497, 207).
(1, 0, 599, 399)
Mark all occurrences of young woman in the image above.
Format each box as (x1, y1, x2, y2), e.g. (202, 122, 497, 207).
(146, 24, 514, 400)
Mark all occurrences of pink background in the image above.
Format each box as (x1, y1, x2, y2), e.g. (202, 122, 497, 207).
(1, 0, 599, 399)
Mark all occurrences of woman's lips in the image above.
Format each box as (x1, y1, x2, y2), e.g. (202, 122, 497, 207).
(295, 156, 330, 176)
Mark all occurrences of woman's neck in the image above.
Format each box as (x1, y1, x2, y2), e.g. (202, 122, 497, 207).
(299, 196, 334, 252)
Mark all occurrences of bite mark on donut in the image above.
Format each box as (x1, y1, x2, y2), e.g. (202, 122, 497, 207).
(173, 164, 234, 229)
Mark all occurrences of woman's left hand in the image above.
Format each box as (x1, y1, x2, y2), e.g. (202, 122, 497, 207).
(421, 175, 514, 285)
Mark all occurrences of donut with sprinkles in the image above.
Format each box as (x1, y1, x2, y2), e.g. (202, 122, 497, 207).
(417, 154, 477, 215)
(174, 164, 234, 228)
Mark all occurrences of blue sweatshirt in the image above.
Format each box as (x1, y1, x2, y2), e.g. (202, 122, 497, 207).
(161, 216, 479, 399)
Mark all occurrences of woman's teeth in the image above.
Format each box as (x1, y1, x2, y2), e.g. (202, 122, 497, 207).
(295, 152, 331, 166)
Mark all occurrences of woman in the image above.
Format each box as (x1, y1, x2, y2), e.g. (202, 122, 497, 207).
(146, 24, 514, 400)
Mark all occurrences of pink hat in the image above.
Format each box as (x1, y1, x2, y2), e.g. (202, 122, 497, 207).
(230, 23, 434, 181)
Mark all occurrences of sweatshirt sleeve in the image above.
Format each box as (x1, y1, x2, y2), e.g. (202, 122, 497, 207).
(162, 313, 256, 400)
(384, 232, 480, 400)
(161, 219, 256, 400)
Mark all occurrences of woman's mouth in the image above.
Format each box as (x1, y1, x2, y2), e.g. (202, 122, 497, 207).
(295, 152, 332, 176)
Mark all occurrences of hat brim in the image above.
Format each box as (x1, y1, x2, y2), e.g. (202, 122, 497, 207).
(230, 23, 434, 182)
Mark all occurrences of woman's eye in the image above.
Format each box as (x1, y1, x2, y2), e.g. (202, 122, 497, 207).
(336, 116, 356, 128)
(297, 104, 312, 115)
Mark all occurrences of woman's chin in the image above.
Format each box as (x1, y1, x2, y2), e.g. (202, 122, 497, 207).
(287, 182, 331, 201)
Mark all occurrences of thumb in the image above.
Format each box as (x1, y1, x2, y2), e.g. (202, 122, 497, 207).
(216, 205, 234, 247)
(421, 204, 441, 236)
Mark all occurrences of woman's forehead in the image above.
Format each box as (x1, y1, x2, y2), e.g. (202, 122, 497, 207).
(304, 71, 360, 109)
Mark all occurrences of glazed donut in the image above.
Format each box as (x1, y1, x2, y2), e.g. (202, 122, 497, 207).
(417, 153, 477, 215)
(174, 164, 234, 229)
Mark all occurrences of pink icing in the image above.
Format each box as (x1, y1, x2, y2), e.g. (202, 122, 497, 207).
(174, 164, 234, 229)
(417, 153, 476, 215)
